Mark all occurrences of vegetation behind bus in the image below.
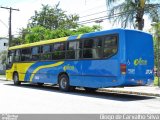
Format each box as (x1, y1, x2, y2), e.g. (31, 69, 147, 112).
(106, 0, 160, 30)
(12, 3, 101, 46)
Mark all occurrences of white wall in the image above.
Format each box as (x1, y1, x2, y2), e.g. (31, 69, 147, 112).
(0, 38, 8, 52)
(0, 38, 8, 74)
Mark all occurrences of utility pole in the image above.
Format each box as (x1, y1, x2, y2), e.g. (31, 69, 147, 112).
(0, 7, 19, 46)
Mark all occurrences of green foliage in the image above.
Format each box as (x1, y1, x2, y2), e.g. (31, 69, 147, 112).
(11, 4, 102, 45)
(0, 50, 7, 65)
(16, 25, 101, 43)
(28, 3, 79, 30)
(154, 77, 158, 86)
(106, 0, 160, 30)
(149, 22, 160, 68)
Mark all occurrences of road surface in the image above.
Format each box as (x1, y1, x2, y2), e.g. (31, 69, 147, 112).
(0, 80, 160, 114)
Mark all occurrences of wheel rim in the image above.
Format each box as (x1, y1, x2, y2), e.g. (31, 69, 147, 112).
(60, 77, 67, 89)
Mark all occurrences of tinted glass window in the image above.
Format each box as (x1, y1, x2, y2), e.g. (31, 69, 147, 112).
(67, 41, 77, 50)
(53, 51, 65, 60)
(14, 50, 20, 62)
(41, 45, 52, 60)
(8, 50, 14, 63)
(66, 41, 81, 59)
(53, 43, 65, 51)
(84, 39, 94, 48)
(52, 42, 65, 60)
(95, 38, 102, 48)
(41, 53, 52, 60)
(83, 37, 103, 59)
(103, 36, 117, 58)
(43, 45, 51, 53)
(21, 48, 31, 61)
(31, 47, 41, 61)
(32, 47, 39, 55)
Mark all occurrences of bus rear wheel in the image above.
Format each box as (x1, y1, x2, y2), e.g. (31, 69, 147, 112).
(13, 73, 21, 85)
(59, 74, 70, 92)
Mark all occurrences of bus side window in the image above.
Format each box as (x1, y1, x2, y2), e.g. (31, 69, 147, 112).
(31, 46, 41, 61)
(83, 37, 102, 59)
(66, 41, 79, 59)
(83, 39, 94, 58)
(21, 48, 31, 61)
(103, 36, 118, 58)
(41, 45, 52, 60)
(92, 37, 103, 59)
(14, 50, 20, 62)
(52, 42, 65, 60)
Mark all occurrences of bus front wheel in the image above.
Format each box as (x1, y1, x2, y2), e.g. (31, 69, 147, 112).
(13, 73, 21, 85)
(59, 74, 70, 92)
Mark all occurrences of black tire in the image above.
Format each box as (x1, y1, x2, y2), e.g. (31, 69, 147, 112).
(59, 74, 70, 92)
(13, 73, 21, 85)
(37, 83, 44, 86)
(84, 87, 98, 93)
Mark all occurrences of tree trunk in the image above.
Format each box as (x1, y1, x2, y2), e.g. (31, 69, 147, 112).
(136, 8, 144, 30)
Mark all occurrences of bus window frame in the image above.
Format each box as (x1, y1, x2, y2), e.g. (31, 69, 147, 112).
(7, 33, 119, 63)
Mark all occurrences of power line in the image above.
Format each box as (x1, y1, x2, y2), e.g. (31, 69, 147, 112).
(78, 11, 130, 24)
(78, 4, 160, 25)
(80, 10, 108, 18)
(0, 6, 19, 46)
(80, 4, 106, 13)
(0, 19, 8, 28)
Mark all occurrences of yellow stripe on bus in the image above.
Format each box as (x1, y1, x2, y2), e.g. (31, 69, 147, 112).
(77, 34, 83, 39)
(29, 61, 64, 82)
(9, 37, 68, 50)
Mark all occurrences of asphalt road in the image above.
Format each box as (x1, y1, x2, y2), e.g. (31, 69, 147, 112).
(0, 80, 160, 114)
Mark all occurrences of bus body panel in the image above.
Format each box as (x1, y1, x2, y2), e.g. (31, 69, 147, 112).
(6, 63, 34, 81)
(6, 29, 154, 88)
(124, 30, 154, 86)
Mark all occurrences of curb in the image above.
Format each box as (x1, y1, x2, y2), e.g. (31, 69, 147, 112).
(99, 89, 160, 97)
(0, 78, 7, 81)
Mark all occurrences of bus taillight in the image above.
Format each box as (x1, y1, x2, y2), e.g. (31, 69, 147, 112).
(120, 64, 126, 74)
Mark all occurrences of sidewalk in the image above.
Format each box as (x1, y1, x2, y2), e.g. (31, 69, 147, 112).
(101, 86, 160, 97)
(0, 75, 6, 81)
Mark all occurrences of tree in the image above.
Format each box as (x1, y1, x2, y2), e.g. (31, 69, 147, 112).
(106, 0, 160, 30)
(11, 3, 102, 45)
(22, 25, 101, 43)
(150, 22, 160, 68)
(28, 3, 79, 30)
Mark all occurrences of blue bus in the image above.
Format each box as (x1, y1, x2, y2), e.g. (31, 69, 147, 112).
(6, 28, 154, 91)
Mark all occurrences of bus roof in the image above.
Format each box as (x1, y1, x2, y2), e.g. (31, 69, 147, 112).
(8, 28, 151, 50)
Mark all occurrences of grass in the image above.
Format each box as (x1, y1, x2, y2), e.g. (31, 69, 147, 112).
(154, 77, 159, 86)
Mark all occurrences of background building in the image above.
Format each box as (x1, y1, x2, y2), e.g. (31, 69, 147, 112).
(0, 37, 8, 74)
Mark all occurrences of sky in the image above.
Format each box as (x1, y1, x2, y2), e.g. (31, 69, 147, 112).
(0, 0, 152, 38)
